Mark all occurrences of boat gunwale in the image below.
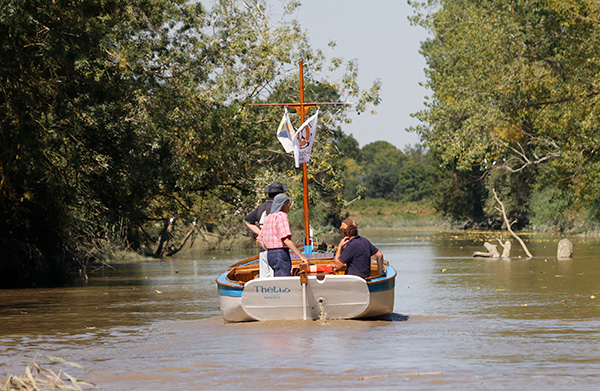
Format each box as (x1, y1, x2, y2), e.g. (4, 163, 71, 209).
(216, 262, 397, 291)
(226, 255, 259, 271)
(366, 265, 396, 285)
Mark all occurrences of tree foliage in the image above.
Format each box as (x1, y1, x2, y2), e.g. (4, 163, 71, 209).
(0, 0, 381, 286)
(410, 0, 600, 228)
(339, 141, 439, 205)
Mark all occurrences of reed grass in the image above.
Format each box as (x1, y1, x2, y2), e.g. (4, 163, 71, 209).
(3, 355, 96, 391)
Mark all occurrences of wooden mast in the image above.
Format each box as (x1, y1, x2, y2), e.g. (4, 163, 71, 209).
(288, 60, 312, 249)
(250, 60, 351, 250)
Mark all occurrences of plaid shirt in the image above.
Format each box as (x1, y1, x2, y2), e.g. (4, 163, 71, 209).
(257, 211, 292, 249)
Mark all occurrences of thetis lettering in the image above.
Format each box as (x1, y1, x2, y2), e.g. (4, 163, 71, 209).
(254, 285, 291, 294)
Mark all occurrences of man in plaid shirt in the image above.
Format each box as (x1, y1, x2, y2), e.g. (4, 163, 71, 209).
(258, 193, 309, 276)
(243, 181, 288, 278)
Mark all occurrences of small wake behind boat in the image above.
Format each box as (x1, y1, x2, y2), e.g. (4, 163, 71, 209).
(216, 248, 396, 322)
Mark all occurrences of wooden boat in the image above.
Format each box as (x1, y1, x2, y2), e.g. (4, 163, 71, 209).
(216, 246, 396, 322)
(216, 61, 396, 322)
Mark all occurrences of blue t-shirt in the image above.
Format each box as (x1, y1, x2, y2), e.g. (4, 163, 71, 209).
(339, 236, 378, 278)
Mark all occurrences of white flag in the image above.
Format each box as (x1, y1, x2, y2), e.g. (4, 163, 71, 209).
(292, 110, 319, 167)
(276, 109, 295, 153)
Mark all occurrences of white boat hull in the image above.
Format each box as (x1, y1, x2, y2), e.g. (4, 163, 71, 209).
(217, 265, 396, 322)
(243, 275, 369, 321)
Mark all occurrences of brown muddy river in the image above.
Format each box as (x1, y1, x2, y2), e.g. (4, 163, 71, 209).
(1, 229, 600, 390)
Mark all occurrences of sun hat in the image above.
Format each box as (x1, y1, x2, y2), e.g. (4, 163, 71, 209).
(264, 181, 288, 194)
(271, 193, 294, 213)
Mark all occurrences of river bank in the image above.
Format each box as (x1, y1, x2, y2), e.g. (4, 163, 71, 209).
(343, 198, 446, 228)
(95, 198, 598, 263)
(177, 199, 445, 253)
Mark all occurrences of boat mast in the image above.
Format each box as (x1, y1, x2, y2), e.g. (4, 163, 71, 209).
(250, 60, 352, 250)
(288, 60, 312, 249)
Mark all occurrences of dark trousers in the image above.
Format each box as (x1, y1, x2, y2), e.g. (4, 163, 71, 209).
(267, 248, 291, 277)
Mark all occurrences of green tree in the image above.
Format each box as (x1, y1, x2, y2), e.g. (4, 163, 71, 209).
(0, 0, 380, 286)
(1, 0, 201, 285)
(410, 0, 600, 228)
(433, 163, 487, 224)
(339, 146, 364, 203)
(360, 141, 406, 200)
(395, 145, 438, 202)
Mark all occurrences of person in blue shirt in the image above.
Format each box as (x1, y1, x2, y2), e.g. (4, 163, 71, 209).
(334, 219, 385, 279)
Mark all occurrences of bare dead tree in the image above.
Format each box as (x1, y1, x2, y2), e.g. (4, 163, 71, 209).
(486, 132, 561, 176)
(502, 139, 561, 173)
(492, 188, 533, 258)
(165, 225, 198, 257)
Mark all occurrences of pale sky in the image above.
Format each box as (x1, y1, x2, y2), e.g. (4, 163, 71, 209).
(293, 1, 430, 150)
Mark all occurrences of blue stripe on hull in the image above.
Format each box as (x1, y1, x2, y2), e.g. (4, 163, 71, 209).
(216, 272, 243, 297)
(367, 266, 396, 293)
(368, 277, 395, 293)
(218, 285, 243, 297)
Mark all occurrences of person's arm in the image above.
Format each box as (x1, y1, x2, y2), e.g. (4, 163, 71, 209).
(372, 249, 385, 275)
(243, 219, 261, 236)
(334, 236, 351, 271)
(243, 205, 264, 236)
(256, 238, 268, 251)
(256, 224, 267, 251)
(282, 237, 310, 265)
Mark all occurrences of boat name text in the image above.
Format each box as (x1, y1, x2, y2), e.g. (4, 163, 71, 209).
(253, 285, 291, 294)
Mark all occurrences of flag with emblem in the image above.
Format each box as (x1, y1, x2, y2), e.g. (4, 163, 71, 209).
(276, 108, 295, 153)
(292, 110, 319, 167)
